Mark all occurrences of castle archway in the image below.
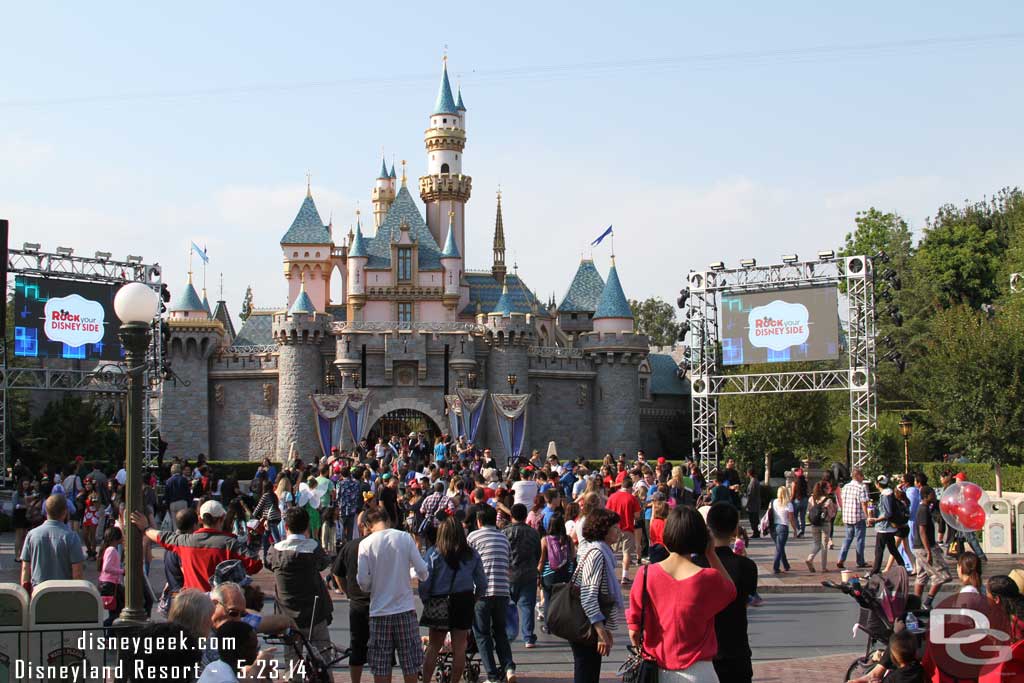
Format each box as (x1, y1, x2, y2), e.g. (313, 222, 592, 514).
(364, 397, 446, 445)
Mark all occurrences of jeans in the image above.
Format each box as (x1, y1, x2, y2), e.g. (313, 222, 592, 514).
(793, 498, 808, 535)
(569, 640, 602, 683)
(473, 596, 515, 681)
(341, 513, 357, 542)
(806, 525, 829, 570)
(773, 524, 790, 572)
(872, 531, 901, 574)
(839, 521, 866, 566)
(508, 578, 537, 644)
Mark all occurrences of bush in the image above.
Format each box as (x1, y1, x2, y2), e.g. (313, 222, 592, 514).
(914, 462, 1024, 493)
(157, 460, 283, 481)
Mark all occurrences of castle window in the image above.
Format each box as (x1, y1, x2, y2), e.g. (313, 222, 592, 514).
(397, 248, 413, 282)
(398, 302, 413, 324)
(571, 313, 578, 320)
(441, 163, 450, 174)
(443, 118, 447, 123)
(640, 377, 649, 400)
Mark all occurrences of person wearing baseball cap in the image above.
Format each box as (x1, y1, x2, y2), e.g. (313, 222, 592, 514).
(131, 499, 262, 591)
(866, 475, 903, 576)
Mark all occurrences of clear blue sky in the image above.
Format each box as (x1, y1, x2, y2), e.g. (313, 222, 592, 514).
(3, 2, 1022, 320)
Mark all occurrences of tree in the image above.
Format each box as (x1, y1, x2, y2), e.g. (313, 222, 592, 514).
(911, 301, 1024, 494)
(629, 297, 681, 347)
(27, 396, 122, 472)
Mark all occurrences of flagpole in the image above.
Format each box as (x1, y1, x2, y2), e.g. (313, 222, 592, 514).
(202, 244, 207, 292)
(187, 241, 193, 279)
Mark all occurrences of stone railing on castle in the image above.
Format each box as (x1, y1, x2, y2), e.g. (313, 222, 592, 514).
(333, 321, 486, 335)
(528, 346, 583, 359)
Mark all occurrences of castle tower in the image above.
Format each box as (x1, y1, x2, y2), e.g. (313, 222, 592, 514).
(161, 272, 224, 458)
(346, 214, 369, 321)
(280, 179, 333, 312)
(581, 257, 647, 454)
(371, 155, 397, 228)
(419, 56, 472, 255)
(273, 294, 329, 461)
(492, 190, 507, 285)
(440, 209, 462, 314)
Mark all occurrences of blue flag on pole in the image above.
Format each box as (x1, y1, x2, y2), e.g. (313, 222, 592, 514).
(591, 225, 613, 246)
(191, 241, 209, 264)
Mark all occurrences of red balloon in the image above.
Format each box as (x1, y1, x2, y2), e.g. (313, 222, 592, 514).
(940, 498, 956, 514)
(962, 483, 983, 502)
(957, 502, 986, 531)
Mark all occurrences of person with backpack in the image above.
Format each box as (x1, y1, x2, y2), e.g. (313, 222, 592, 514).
(804, 481, 836, 572)
(868, 475, 905, 575)
(538, 512, 575, 629)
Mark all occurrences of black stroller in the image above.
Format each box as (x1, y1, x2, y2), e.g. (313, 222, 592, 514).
(431, 630, 482, 683)
(822, 566, 930, 681)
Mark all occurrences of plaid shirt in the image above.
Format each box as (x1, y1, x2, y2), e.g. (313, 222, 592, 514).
(419, 491, 452, 526)
(841, 480, 869, 524)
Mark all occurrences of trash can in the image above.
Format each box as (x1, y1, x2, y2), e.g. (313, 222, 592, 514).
(0, 584, 28, 683)
(27, 580, 105, 676)
(982, 498, 1013, 555)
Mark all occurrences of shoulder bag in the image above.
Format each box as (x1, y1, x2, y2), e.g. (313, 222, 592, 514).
(547, 548, 610, 646)
(420, 559, 459, 630)
(618, 564, 659, 683)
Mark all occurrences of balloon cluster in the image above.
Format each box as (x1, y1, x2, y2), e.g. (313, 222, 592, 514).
(939, 482, 988, 532)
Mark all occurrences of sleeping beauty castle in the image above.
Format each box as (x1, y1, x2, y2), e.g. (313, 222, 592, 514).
(159, 57, 689, 464)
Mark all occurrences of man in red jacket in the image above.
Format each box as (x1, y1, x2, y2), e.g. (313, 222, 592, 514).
(605, 475, 642, 584)
(131, 500, 262, 591)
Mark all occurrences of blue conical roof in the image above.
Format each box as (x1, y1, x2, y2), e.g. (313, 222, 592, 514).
(389, 163, 396, 178)
(456, 88, 466, 111)
(594, 260, 634, 319)
(559, 259, 605, 313)
(170, 278, 206, 313)
(379, 156, 389, 179)
(348, 224, 368, 258)
(490, 282, 513, 316)
(433, 62, 457, 115)
(289, 288, 315, 315)
(280, 194, 331, 244)
(441, 226, 460, 258)
(201, 291, 212, 315)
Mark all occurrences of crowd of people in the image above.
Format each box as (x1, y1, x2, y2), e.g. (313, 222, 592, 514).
(9, 435, 1024, 682)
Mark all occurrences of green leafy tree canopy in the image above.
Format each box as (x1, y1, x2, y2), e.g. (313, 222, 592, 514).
(629, 297, 681, 347)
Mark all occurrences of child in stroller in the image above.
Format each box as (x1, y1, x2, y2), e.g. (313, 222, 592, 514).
(423, 630, 482, 683)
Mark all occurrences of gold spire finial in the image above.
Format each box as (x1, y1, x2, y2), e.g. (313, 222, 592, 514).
(300, 270, 306, 287)
(401, 159, 407, 186)
(497, 184, 502, 201)
(443, 45, 448, 66)
(448, 208, 455, 221)
(306, 171, 312, 198)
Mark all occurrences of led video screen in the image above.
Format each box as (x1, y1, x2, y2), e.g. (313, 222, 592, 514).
(721, 286, 840, 366)
(13, 276, 125, 361)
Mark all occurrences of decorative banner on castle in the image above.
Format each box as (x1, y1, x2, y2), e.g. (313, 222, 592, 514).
(444, 395, 464, 440)
(457, 388, 488, 444)
(311, 394, 349, 459)
(491, 393, 530, 464)
(344, 389, 373, 443)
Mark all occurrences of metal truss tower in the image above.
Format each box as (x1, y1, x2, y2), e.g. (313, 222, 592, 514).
(686, 256, 877, 478)
(2, 247, 164, 473)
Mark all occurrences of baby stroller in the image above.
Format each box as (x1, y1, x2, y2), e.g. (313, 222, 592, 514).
(822, 566, 930, 681)
(431, 630, 482, 683)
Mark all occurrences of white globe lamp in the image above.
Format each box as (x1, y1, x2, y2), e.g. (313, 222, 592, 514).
(114, 282, 159, 324)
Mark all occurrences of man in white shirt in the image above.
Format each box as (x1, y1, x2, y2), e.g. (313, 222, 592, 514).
(512, 470, 539, 508)
(357, 510, 429, 683)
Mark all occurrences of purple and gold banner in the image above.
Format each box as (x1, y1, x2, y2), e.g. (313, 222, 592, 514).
(491, 393, 530, 465)
(311, 394, 349, 459)
(456, 388, 488, 444)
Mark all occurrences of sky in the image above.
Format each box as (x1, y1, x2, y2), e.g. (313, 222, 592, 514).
(3, 2, 1023, 324)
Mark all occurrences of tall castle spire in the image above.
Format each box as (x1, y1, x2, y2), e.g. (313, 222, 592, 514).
(492, 188, 507, 284)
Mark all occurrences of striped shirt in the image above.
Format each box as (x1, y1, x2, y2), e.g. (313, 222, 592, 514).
(841, 480, 870, 524)
(468, 525, 511, 598)
(575, 541, 620, 629)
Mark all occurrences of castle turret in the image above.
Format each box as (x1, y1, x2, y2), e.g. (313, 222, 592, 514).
(492, 190, 507, 285)
(581, 257, 647, 454)
(420, 56, 472, 256)
(481, 281, 534, 463)
(169, 273, 208, 321)
(346, 214, 368, 321)
(280, 181, 332, 313)
(557, 258, 605, 341)
(371, 155, 397, 227)
(273, 298, 329, 462)
(441, 209, 462, 311)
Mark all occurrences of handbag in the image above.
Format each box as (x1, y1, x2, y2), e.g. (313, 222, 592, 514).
(618, 565, 660, 683)
(547, 549, 608, 646)
(419, 561, 459, 629)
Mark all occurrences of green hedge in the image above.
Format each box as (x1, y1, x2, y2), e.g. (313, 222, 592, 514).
(159, 460, 283, 481)
(915, 462, 1024, 493)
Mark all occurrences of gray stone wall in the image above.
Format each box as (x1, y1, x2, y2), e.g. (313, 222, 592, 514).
(639, 394, 690, 458)
(275, 342, 324, 462)
(527, 374, 595, 458)
(160, 333, 216, 459)
(592, 356, 642, 456)
(210, 374, 279, 461)
(482, 342, 531, 464)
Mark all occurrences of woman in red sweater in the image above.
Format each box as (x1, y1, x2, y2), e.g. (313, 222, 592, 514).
(627, 506, 736, 682)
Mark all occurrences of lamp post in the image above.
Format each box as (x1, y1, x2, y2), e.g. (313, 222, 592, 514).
(507, 373, 517, 394)
(350, 370, 361, 389)
(899, 415, 913, 473)
(324, 370, 336, 394)
(467, 372, 477, 389)
(112, 282, 159, 626)
(722, 419, 736, 443)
